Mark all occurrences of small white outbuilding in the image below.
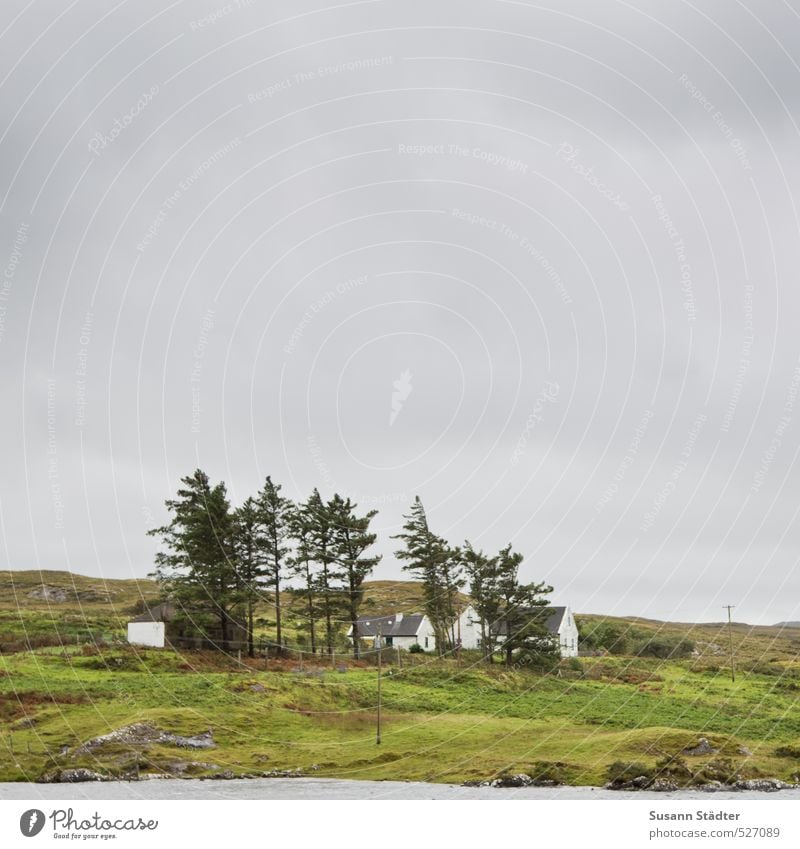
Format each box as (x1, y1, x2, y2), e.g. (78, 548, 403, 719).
(127, 620, 165, 648)
(126, 603, 173, 648)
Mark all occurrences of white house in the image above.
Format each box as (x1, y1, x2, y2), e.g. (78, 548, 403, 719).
(126, 603, 173, 649)
(455, 605, 482, 649)
(492, 606, 579, 658)
(348, 612, 436, 651)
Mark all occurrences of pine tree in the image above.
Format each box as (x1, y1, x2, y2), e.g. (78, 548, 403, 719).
(303, 489, 341, 655)
(327, 494, 381, 658)
(494, 544, 555, 665)
(148, 469, 241, 645)
(255, 476, 293, 654)
(392, 496, 463, 655)
(461, 542, 502, 661)
(288, 501, 320, 654)
(232, 496, 267, 657)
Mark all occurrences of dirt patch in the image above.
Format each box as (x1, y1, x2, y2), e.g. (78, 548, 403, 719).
(0, 691, 89, 721)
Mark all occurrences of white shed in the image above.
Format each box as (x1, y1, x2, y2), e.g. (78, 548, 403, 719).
(127, 620, 165, 648)
(126, 603, 173, 648)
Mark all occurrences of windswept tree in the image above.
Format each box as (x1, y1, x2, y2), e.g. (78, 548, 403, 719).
(148, 469, 241, 645)
(303, 489, 341, 655)
(232, 496, 267, 657)
(494, 544, 555, 666)
(392, 496, 464, 654)
(288, 502, 321, 654)
(256, 476, 294, 653)
(461, 542, 502, 661)
(328, 494, 381, 658)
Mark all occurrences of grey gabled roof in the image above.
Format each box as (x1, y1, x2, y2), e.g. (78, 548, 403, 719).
(130, 603, 174, 623)
(353, 613, 426, 638)
(492, 606, 567, 636)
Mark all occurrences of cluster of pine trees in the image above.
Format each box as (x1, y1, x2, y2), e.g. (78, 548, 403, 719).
(395, 496, 558, 663)
(148, 471, 557, 663)
(148, 469, 379, 658)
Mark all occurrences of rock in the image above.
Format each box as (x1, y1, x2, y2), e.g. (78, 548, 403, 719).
(28, 585, 69, 603)
(249, 684, 265, 693)
(530, 779, 559, 787)
(737, 746, 753, 757)
(733, 779, 795, 792)
(683, 737, 718, 756)
(490, 773, 532, 788)
(40, 768, 106, 783)
(74, 723, 216, 755)
(695, 781, 725, 792)
(650, 779, 678, 792)
(630, 775, 652, 789)
(164, 730, 215, 749)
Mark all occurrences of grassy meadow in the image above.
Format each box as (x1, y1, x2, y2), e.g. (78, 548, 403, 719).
(2, 570, 800, 786)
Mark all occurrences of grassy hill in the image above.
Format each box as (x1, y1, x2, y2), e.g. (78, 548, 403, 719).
(2, 571, 800, 786)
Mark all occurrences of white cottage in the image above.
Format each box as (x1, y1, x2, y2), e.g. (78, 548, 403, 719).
(490, 606, 580, 658)
(348, 612, 436, 651)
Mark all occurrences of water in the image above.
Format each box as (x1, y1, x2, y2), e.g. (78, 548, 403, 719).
(1, 778, 799, 800)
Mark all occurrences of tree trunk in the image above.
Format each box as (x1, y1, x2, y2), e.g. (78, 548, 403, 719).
(274, 560, 282, 655)
(305, 559, 317, 654)
(352, 616, 360, 659)
(322, 560, 333, 655)
(248, 600, 255, 658)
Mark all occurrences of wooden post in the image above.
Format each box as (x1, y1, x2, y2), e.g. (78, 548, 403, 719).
(724, 605, 736, 682)
(376, 626, 382, 745)
(396, 646, 401, 669)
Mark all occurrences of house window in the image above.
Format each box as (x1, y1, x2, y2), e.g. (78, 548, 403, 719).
(425, 637, 429, 648)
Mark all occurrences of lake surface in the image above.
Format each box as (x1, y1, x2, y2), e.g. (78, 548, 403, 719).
(2, 778, 800, 800)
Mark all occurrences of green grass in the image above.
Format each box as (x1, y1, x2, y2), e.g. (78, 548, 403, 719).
(1, 571, 800, 786)
(2, 645, 800, 785)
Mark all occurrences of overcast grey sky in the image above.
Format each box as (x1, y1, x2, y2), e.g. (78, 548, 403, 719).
(2, 0, 800, 624)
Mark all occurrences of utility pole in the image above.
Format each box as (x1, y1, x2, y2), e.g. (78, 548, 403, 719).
(723, 605, 736, 682)
(376, 624, 382, 745)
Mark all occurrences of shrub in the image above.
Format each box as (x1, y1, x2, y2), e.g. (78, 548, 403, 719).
(634, 636, 695, 659)
(774, 745, 800, 759)
(606, 761, 653, 785)
(408, 643, 425, 654)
